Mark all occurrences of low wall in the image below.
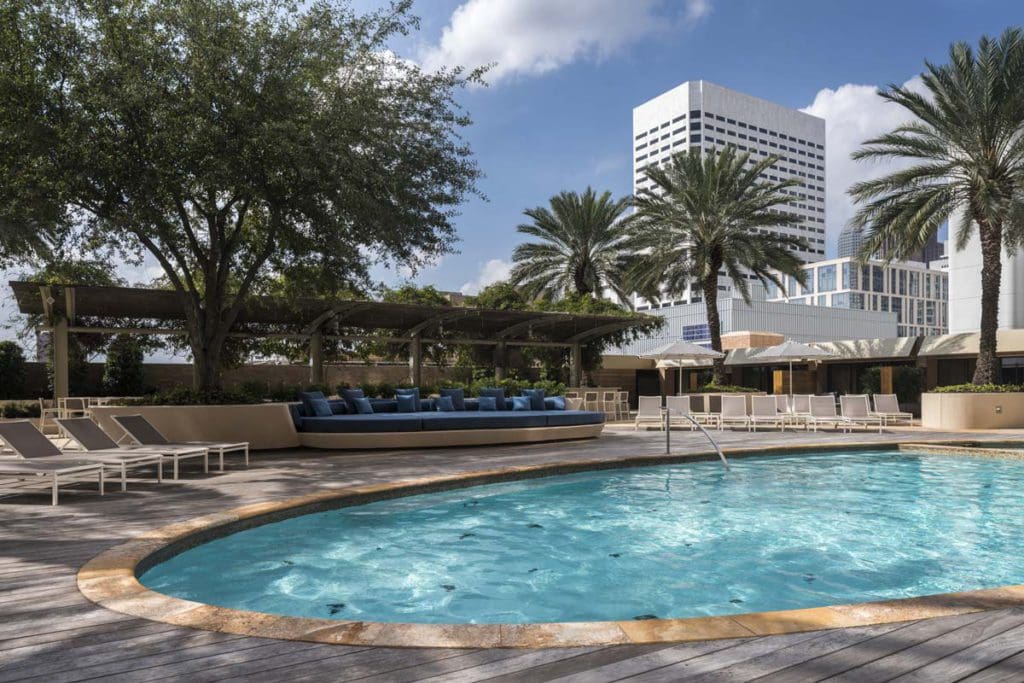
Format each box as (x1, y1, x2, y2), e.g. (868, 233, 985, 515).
(921, 392, 1024, 430)
(90, 404, 300, 450)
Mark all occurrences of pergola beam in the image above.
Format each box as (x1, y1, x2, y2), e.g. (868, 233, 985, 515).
(494, 315, 568, 340)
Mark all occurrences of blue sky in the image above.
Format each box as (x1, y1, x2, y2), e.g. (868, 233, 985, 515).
(368, 0, 1021, 294)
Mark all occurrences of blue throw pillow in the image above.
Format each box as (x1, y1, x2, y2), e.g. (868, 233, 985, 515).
(436, 395, 455, 412)
(308, 397, 333, 417)
(340, 388, 365, 412)
(522, 388, 546, 411)
(439, 387, 465, 411)
(395, 387, 420, 412)
(545, 395, 567, 411)
(477, 388, 506, 410)
(396, 394, 418, 413)
(477, 396, 498, 411)
(511, 396, 530, 411)
(353, 397, 374, 414)
(298, 390, 326, 417)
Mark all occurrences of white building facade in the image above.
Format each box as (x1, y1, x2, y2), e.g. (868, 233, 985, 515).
(947, 221, 1024, 333)
(632, 81, 827, 309)
(609, 296, 896, 356)
(765, 257, 949, 337)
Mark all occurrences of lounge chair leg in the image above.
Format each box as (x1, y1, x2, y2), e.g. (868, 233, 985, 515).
(52, 473, 59, 506)
(244, 446, 249, 467)
(121, 463, 127, 492)
(218, 448, 224, 472)
(157, 458, 163, 483)
(173, 457, 179, 480)
(99, 469, 104, 496)
(203, 452, 209, 473)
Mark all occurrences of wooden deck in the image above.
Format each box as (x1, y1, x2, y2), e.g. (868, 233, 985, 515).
(3, 426, 1024, 681)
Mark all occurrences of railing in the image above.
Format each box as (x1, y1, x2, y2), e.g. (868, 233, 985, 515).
(661, 407, 731, 470)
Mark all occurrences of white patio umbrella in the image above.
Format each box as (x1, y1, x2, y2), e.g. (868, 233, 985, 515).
(640, 341, 725, 394)
(751, 340, 831, 396)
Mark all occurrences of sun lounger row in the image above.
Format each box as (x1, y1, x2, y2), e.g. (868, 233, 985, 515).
(0, 415, 249, 505)
(635, 394, 912, 433)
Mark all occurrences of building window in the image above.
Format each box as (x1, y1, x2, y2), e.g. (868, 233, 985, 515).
(817, 264, 836, 292)
(787, 276, 799, 298)
(832, 292, 849, 308)
(817, 294, 827, 305)
(842, 262, 858, 289)
(898, 269, 907, 295)
(682, 323, 710, 342)
(909, 272, 920, 297)
(872, 265, 884, 292)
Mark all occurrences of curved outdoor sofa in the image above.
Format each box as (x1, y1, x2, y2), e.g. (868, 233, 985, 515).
(289, 390, 605, 449)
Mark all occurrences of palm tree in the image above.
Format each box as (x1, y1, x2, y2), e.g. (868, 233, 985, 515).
(509, 187, 633, 303)
(848, 28, 1024, 385)
(626, 145, 808, 384)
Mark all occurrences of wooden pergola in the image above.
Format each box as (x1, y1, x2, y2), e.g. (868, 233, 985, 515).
(10, 281, 656, 397)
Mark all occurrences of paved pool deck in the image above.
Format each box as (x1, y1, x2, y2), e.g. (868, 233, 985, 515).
(3, 425, 1024, 681)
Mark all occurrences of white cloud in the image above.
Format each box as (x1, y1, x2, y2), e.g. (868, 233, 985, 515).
(800, 76, 927, 253)
(420, 0, 711, 85)
(459, 258, 513, 294)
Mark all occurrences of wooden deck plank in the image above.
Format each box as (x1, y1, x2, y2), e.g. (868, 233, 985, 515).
(483, 644, 676, 683)
(539, 639, 750, 683)
(410, 648, 604, 682)
(959, 651, 1024, 682)
(890, 621, 1024, 682)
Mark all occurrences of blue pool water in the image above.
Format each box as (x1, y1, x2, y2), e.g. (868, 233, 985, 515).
(140, 451, 1024, 624)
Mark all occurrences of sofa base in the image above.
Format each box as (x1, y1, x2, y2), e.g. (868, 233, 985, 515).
(298, 423, 604, 449)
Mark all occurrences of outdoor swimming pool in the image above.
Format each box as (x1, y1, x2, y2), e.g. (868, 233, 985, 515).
(140, 450, 1024, 624)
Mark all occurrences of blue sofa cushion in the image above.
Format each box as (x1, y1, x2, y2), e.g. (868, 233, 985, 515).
(545, 410, 604, 427)
(301, 414, 422, 433)
(419, 412, 548, 431)
(340, 388, 365, 412)
(396, 394, 418, 413)
(369, 399, 398, 413)
(309, 397, 333, 417)
(328, 400, 348, 415)
(477, 388, 507, 410)
(439, 388, 465, 411)
(436, 395, 455, 412)
(511, 396, 530, 411)
(395, 388, 421, 411)
(522, 388, 546, 411)
(545, 396, 566, 411)
(353, 397, 374, 414)
(478, 396, 497, 411)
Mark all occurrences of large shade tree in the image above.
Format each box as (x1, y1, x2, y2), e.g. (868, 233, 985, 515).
(509, 188, 633, 304)
(848, 27, 1024, 385)
(626, 146, 808, 383)
(0, 0, 482, 390)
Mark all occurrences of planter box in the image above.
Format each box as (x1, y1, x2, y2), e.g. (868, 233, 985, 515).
(91, 403, 300, 450)
(921, 392, 1024, 430)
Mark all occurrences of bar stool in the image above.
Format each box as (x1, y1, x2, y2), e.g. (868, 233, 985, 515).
(582, 390, 599, 412)
(615, 390, 630, 420)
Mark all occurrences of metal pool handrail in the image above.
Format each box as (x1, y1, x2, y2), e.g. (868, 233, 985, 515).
(662, 407, 730, 470)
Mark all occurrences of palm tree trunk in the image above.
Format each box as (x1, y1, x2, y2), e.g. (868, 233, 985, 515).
(703, 274, 725, 384)
(972, 219, 1003, 385)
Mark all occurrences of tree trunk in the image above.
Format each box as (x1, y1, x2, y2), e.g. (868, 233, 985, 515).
(972, 219, 1003, 385)
(703, 273, 724, 384)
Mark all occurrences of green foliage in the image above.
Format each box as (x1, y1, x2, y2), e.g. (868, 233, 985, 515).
(933, 383, 1024, 393)
(698, 383, 759, 393)
(848, 28, 1024, 384)
(625, 145, 809, 383)
(510, 188, 633, 302)
(102, 335, 146, 395)
(124, 387, 260, 406)
(360, 285, 456, 367)
(3, 0, 483, 389)
(0, 341, 26, 399)
(861, 366, 924, 403)
(467, 283, 530, 311)
(1, 402, 41, 419)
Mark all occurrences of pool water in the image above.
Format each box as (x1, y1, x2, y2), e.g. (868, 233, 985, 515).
(140, 451, 1024, 624)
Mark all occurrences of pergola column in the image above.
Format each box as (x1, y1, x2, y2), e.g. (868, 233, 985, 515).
(52, 318, 69, 399)
(409, 334, 422, 386)
(309, 330, 324, 385)
(569, 343, 582, 387)
(494, 342, 507, 380)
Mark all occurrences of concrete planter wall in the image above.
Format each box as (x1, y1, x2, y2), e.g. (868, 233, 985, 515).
(921, 392, 1024, 430)
(91, 403, 299, 450)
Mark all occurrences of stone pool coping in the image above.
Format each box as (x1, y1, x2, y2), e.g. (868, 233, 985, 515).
(77, 439, 1024, 649)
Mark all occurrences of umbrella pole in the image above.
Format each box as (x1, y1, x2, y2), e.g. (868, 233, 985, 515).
(789, 359, 793, 398)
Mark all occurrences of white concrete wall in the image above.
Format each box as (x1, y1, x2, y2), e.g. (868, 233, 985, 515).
(948, 213, 1024, 333)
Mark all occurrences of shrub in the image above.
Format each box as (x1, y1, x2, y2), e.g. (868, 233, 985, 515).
(861, 366, 924, 403)
(102, 334, 146, 395)
(267, 383, 303, 402)
(0, 341, 26, 399)
(239, 380, 270, 401)
(934, 383, 1024, 393)
(698, 383, 758, 393)
(124, 387, 259, 405)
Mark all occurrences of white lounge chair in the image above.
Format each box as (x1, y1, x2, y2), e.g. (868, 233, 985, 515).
(750, 396, 786, 432)
(0, 420, 147, 496)
(665, 396, 696, 430)
(634, 396, 665, 431)
(57, 417, 207, 480)
(0, 423, 106, 506)
(112, 414, 249, 471)
(840, 395, 885, 433)
(719, 395, 750, 431)
(871, 394, 914, 426)
(805, 396, 851, 432)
